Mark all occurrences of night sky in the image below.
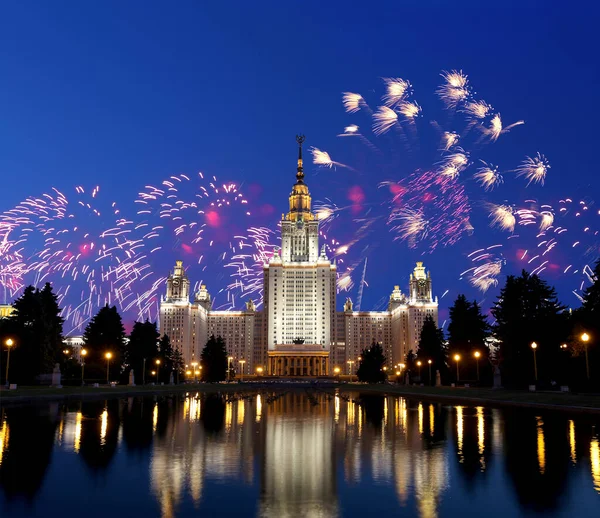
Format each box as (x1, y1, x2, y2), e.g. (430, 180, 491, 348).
(1, 1, 599, 333)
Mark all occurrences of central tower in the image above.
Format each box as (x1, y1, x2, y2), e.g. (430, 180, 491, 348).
(265, 136, 336, 376)
(280, 135, 320, 262)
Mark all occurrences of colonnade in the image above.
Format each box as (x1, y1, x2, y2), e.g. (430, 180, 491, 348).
(267, 355, 329, 376)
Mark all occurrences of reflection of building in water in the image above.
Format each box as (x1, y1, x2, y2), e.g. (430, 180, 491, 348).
(591, 437, 600, 493)
(261, 392, 338, 518)
(150, 396, 257, 518)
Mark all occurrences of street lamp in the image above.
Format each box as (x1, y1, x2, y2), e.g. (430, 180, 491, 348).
(581, 332, 591, 380)
(105, 352, 112, 385)
(4, 338, 14, 386)
(428, 359, 432, 383)
(81, 348, 87, 386)
(191, 361, 198, 382)
(256, 366, 264, 376)
(531, 342, 538, 382)
(155, 359, 161, 383)
(454, 354, 461, 382)
(228, 356, 233, 382)
(239, 359, 246, 382)
(417, 360, 422, 379)
(347, 360, 355, 375)
(333, 366, 340, 377)
(474, 351, 481, 382)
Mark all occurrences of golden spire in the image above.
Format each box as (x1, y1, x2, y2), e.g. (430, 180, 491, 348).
(286, 134, 313, 222)
(296, 134, 305, 183)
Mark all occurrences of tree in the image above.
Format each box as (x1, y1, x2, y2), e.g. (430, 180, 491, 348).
(356, 341, 387, 383)
(492, 270, 568, 388)
(200, 335, 228, 382)
(3, 283, 64, 384)
(417, 315, 447, 385)
(404, 349, 417, 383)
(83, 305, 126, 381)
(126, 320, 159, 383)
(447, 295, 491, 381)
(157, 334, 176, 383)
(571, 259, 600, 387)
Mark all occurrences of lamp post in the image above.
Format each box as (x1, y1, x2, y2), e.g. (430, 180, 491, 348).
(399, 363, 406, 384)
(257, 366, 264, 376)
(428, 359, 432, 384)
(581, 333, 590, 380)
(347, 360, 355, 376)
(81, 348, 87, 386)
(454, 354, 461, 382)
(155, 359, 161, 383)
(474, 351, 481, 382)
(239, 360, 246, 382)
(417, 360, 422, 380)
(333, 366, 340, 378)
(191, 361, 198, 382)
(142, 358, 146, 385)
(4, 338, 14, 386)
(105, 352, 112, 385)
(531, 342, 538, 382)
(228, 356, 233, 382)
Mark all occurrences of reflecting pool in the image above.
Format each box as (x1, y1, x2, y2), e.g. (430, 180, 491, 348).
(0, 389, 599, 517)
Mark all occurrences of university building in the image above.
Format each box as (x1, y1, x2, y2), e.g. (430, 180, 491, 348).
(159, 137, 438, 376)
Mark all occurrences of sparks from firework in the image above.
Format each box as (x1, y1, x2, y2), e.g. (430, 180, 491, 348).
(372, 106, 399, 135)
(438, 150, 469, 179)
(437, 70, 471, 109)
(342, 92, 367, 113)
(398, 100, 422, 120)
(461, 245, 505, 292)
(516, 153, 550, 186)
(382, 77, 412, 108)
(489, 204, 516, 232)
(441, 131, 460, 151)
(462, 100, 493, 120)
(310, 147, 352, 170)
(485, 113, 525, 142)
(474, 161, 503, 191)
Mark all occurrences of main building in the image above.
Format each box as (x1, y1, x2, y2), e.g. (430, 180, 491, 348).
(159, 136, 438, 376)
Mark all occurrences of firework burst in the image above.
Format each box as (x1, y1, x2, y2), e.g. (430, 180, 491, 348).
(516, 153, 550, 186)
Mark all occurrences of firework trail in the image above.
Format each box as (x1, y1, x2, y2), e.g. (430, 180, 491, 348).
(516, 153, 550, 186)
(474, 161, 503, 191)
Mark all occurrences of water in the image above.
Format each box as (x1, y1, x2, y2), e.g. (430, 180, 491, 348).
(0, 389, 599, 517)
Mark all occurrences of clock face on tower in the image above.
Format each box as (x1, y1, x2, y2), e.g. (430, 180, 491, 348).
(173, 279, 180, 287)
(418, 280, 426, 288)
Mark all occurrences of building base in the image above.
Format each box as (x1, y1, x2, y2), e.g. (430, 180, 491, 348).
(267, 350, 330, 376)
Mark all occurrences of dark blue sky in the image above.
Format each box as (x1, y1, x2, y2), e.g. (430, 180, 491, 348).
(1, 1, 599, 330)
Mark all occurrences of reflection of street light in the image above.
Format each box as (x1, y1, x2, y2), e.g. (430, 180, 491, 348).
(453, 354, 461, 382)
(474, 351, 481, 381)
(5, 338, 14, 386)
(105, 352, 112, 384)
(81, 348, 87, 385)
(531, 342, 538, 381)
(581, 333, 591, 380)
(239, 359, 246, 382)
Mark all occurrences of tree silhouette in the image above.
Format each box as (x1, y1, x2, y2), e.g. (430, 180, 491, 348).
(126, 320, 159, 383)
(200, 335, 227, 382)
(417, 315, 447, 384)
(356, 341, 387, 383)
(83, 305, 126, 381)
(492, 270, 568, 388)
(2, 283, 64, 384)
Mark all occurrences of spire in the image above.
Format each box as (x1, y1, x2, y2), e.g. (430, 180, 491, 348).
(296, 134, 305, 182)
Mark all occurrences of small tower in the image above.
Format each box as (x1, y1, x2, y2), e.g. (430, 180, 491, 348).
(165, 260, 190, 302)
(409, 261, 433, 303)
